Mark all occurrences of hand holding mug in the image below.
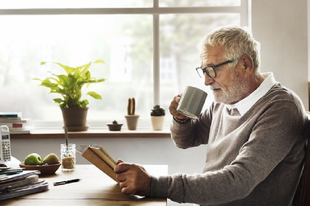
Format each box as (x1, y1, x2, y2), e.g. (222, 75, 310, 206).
(169, 94, 188, 120)
(174, 86, 208, 119)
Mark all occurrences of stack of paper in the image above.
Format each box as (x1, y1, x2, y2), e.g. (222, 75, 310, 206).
(78, 144, 118, 182)
(0, 169, 48, 201)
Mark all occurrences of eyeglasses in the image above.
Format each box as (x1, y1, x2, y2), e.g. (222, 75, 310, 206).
(195, 57, 240, 79)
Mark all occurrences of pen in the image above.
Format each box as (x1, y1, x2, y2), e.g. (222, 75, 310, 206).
(53, 178, 81, 186)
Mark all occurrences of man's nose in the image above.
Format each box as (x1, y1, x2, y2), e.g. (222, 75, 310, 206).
(204, 75, 214, 86)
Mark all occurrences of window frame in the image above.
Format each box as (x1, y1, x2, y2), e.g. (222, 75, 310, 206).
(0, 0, 251, 129)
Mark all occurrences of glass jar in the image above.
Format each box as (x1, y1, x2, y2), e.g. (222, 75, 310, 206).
(60, 143, 76, 172)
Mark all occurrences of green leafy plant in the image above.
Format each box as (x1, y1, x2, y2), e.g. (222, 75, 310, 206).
(112, 120, 118, 124)
(150, 105, 165, 116)
(33, 59, 105, 108)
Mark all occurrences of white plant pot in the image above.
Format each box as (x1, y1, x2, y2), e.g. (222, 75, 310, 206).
(151, 116, 165, 130)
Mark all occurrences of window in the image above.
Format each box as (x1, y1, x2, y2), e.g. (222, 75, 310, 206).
(0, 0, 250, 128)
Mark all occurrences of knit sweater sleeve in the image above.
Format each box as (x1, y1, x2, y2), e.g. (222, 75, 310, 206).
(170, 103, 214, 149)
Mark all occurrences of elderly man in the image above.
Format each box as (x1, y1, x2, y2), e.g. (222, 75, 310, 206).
(114, 26, 309, 205)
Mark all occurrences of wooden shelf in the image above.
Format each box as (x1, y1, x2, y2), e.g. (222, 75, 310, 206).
(11, 129, 171, 139)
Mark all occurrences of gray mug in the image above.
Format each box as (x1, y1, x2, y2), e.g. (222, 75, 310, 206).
(177, 86, 207, 119)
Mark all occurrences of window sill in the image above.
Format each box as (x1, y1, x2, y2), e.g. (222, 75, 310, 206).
(10, 129, 171, 139)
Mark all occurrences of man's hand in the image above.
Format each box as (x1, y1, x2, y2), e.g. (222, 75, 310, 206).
(169, 94, 188, 120)
(114, 159, 151, 196)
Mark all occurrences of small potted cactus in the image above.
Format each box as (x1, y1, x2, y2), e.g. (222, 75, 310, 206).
(150, 105, 165, 130)
(124, 97, 140, 130)
(107, 120, 123, 131)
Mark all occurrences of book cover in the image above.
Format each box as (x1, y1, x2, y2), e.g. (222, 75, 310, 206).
(0, 170, 48, 201)
(0, 170, 40, 184)
(0, 119, 27, 123)
(0, 181, 48, 201)
(0, 112, 21, 119)
(0, 174, 39, 191)
(9, 128, 31, 134)
(0, 114, 18, 118)
(78, 145, 118, 182)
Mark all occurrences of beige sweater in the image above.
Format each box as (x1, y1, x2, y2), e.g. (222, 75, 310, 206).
(150, 83, 309, 206)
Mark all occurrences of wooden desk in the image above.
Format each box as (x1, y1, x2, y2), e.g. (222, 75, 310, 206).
(2, 165, 167, 206)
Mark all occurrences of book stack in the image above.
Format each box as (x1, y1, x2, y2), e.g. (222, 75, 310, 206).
(0, 112, 31, 134)
(0, 168, 49, 201)
(78, 144, 118, 182)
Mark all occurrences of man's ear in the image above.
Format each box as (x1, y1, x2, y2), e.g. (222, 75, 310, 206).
(243, 59, 248, 68)
(241, 54, 254, 76)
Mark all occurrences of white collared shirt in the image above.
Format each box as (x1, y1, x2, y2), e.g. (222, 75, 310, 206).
(226, 72, 277, 116)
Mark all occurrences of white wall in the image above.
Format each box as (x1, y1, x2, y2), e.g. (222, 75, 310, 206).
(252, 0, 309, 109)
(11, 137, 207, 175)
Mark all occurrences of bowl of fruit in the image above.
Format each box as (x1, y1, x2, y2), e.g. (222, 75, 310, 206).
(19, 153, 61, 175)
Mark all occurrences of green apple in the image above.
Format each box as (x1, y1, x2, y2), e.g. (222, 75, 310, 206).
(42, 153, 59, 165)
(24, 153, 43, 165)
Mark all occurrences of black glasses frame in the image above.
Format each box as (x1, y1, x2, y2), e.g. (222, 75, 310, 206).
(195, 58, 239, 79)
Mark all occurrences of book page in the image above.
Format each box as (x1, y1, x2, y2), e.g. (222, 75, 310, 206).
(80, 147, 118, 182)
(89, 144, 117, 169)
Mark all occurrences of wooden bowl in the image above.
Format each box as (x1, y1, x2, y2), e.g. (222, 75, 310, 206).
(19, 162, 61, 175)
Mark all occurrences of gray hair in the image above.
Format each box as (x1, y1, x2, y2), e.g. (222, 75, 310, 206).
(198, 26, 261, 70)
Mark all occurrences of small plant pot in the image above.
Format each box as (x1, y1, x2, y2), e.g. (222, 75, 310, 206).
(107, 124, 123, 131)
(125, 115, 140, 130)
(151, 116, 165, 130)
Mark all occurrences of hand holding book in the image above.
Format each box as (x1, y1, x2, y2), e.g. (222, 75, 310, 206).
(114, 159, 152, 196)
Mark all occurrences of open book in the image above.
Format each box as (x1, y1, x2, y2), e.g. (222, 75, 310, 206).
(77, 144, 118, 182)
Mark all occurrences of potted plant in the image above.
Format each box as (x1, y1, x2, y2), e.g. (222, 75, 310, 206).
(150, 105, 165, 130)
(33, 59, 105, 131)
(107, 120, 123, 131)
(125, 97, 139, 130)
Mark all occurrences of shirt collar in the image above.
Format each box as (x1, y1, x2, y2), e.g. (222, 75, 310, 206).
(226, 72, 277, 116)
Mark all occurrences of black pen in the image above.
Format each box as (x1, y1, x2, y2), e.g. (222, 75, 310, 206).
(53, 178, 81, 186)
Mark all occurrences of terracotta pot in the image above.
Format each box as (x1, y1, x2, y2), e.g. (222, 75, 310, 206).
(125, 115, 140, 130)
(151, 116, 165, 130)
(61, 107, 89, 131)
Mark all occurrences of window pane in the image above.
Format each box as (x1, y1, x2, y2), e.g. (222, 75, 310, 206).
(0, 2, 246, 127)
(159, 13, 240, 110)
(0, 15, 153, 121)
(159, 0, 241, 7)
(0, 0, 151, 9)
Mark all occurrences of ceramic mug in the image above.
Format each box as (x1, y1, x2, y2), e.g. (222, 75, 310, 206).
(177, 86, 207, 119)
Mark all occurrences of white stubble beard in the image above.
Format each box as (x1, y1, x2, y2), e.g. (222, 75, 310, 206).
(211, 71, 250, 104)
